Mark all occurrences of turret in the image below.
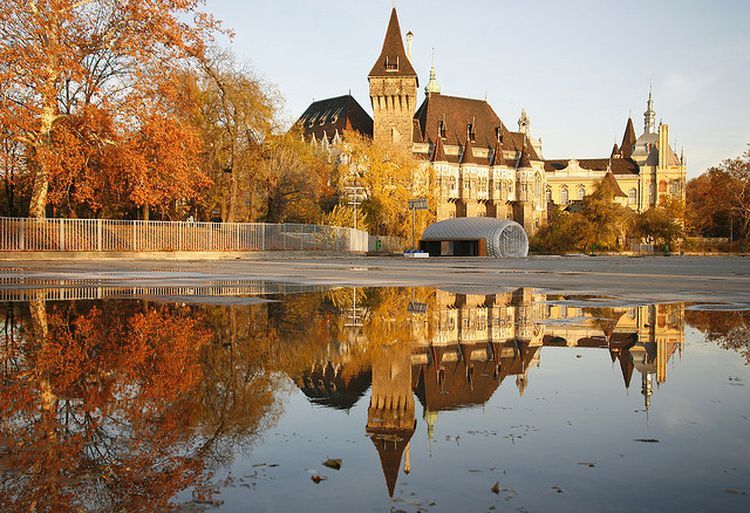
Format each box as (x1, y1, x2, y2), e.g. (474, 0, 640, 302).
(644, 86, 656, 134)
(424, 50, 441, 96)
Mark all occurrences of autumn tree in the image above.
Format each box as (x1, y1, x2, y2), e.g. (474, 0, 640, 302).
(335, 131, 433, 239)
(261, 128, 333, 223)
(177, 52, 278, 222)
(686, 147, 750, 243)
(634, 195, 685, 252)
(0, 0, 221, 218)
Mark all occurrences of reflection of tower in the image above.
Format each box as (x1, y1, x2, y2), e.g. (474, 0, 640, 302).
(366, 342, 416, 498)
(641, 372, 653, 412)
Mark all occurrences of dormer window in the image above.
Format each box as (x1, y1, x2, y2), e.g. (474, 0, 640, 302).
(438, 120, 447, 139)
(467, 122, 476, 142)
(384, 56, 399, 72)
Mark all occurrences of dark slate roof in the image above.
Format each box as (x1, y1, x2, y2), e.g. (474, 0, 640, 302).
(368, 8, 418, 80)
(518, 140, 532, 168)
(413, 95, 541, 160)
(620, 118, 637, 158)
(543, 157, 639, 175)
(611, 143, 620, 158)
(491, 139, 505, 166)
(297, 95, 373, 142)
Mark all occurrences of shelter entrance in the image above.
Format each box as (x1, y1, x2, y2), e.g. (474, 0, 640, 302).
(420, 239, 487, 257)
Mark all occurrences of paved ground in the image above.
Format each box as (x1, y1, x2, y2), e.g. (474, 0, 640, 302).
(2, 255, 750, 306)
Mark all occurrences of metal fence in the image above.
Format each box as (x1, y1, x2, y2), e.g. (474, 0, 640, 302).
(0, 217, 369, 253)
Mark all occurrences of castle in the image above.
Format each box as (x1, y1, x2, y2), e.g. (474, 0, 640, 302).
(298, 7, 687, 235)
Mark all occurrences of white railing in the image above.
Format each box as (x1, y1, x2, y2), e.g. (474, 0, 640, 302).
(0, 218, 369, 253)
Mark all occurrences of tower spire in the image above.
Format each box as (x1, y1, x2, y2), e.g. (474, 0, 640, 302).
(644, 85, 656, 134)
(425, 48, 441, 96)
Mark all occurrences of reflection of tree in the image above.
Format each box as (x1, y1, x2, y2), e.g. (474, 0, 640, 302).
(0, 300, 286, 512)
(686, 310, 750, 365)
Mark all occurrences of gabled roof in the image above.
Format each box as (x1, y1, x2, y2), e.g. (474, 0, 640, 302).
(601, 171, 628, 197)
(297, 95, 373, 142)
(491, 138, 505, 166)
(413, 94, 541, 160)
(368, 8, 418, 80)
(461, 134, 485, 165)
(620, 118, 637, 158)
(431, 133, 447, 162)
(518, 139, 532, 168)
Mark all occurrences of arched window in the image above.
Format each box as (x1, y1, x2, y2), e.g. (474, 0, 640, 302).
(449, 176, 456, 190)
(545, 186, 552, 203)
(577, 186, 585, 200)
(629, 188, 637, 205)
(649, 183, 656, 204)
(561, 187, 569, 205)
(659, 180, 668, 193)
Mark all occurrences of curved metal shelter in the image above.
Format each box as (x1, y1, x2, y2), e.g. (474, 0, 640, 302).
(421, 218, 529, 258)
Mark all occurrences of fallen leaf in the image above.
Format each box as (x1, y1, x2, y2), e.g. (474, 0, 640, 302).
(310, 474, 327, 484)
(491, 481, 500, 494)
(322, 458, 342, 470)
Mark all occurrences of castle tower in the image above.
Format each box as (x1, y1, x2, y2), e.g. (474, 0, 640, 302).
(366, 342, 416, 498)
(424, 51, 441, 96)
(368, 8, 419, 148)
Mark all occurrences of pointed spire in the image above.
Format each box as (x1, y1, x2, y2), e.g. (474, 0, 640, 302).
(518, 137, 532, 168)
(461, 127, 482, 165)
(611, 143, 621, 158)
(620, 117, 637, 158)
(644, 85, 656, 134)
(518, 109, 530, 135)
(431, 132, 447, 162)
(492, 129, 505, 167)
(424, 49, 441, 96)
(368, 7, 418, 80)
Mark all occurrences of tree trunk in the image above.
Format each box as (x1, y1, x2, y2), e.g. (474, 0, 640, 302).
(227, 170, 238, 223)
(28, 21, 60, 219)
(142, 204, 150, 221)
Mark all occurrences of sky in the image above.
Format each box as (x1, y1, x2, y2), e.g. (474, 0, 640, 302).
(208, 0, 750, 178)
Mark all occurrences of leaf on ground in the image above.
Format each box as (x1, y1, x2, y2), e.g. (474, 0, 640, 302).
(322, 458, 342, 470)
(310, 474, 327, 484)
(491, 481, 500, 494)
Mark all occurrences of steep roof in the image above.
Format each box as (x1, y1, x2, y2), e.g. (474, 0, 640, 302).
(413, 94, 541, 160)
(518, 139, 532, 168)
(297, 95, 373, 142)
(491, 138, 505, 166)
(601, 171, 628, 197)
(611, 143, 620, 158)
(431, 133, 447, 162)
(368, 8, 418, 80)
(461, 134, 485, 165)
(543, 157, 639, 175)
(368, 428, 414, 498)
(620, 118, 637, 158)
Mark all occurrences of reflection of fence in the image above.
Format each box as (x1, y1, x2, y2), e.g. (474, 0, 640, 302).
(0, 218, 369, 253)
(368, 235, 405, 253)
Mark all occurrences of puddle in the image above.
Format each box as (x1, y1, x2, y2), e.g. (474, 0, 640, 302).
(1, 285, 748, 512)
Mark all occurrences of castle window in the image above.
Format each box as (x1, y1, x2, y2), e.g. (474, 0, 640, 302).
(545, 187, 552, 203)
(577, 186, 585, 200)
(670, 180, 680, 195)
(450, 176, 456, 189)
(659, 180, 668, 193)
(649, 184, 656, 204)
(384, 56, 399, 71)
(629, 188, 637, 204)
(561, 187, 569, 205)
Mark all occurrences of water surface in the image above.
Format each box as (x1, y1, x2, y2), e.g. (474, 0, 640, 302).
(1, 286, 749, 512)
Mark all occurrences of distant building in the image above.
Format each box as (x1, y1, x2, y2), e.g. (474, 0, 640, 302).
(298, 7, 687, 235)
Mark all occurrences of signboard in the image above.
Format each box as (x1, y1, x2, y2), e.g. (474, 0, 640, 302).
(408, 198, 428, 211)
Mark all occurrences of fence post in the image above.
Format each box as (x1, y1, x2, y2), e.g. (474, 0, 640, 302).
(97, 219, 103, 252)
(132, 222, 136, 251)
(260, 224, 265, 251)
(20, 218, 25, 251)
(59, 220, 65, 251)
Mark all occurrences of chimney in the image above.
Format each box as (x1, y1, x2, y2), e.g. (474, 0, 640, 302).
(406, 31, 414, 63)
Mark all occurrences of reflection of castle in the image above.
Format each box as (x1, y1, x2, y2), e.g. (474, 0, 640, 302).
(294, 288, 685, 497)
